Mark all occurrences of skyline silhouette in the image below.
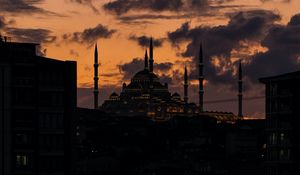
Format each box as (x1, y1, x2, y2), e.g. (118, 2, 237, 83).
(2, 1, 300, 175)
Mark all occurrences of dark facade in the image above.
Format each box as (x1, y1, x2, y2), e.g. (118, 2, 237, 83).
(260, 71, 300, 175)
(224, 119, 265, 175)
(75, 108, 265, 175)
(0, 40, 77, 175)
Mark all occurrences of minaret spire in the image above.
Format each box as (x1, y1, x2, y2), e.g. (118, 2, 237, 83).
(238, 60, 243, 118)
(149, 37, 154, 72)
(184, 65, 188, 103)
(144, 49, 149, 70)
(94, 43, 99, 109)
(199, 43, 204, 112)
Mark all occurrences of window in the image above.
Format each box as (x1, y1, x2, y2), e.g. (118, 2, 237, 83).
(279, 149, 290, 161)
(15, 134, 31, 145)
(39, 113, 64, 129)
(269, 133, 277, 145)
(269, 150, 278, 161)
(280, 133, 284, 142)
(15, 154, 28, 168)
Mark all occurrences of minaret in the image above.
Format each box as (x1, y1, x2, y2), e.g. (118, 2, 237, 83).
(144, 49, 149, 70)
(238, 60, 243, 118)
(199, 43, 204, 112)
(94, 43, 99, 109)
(149, 38, 154, 117)
(149, 37, 154, 72)
(184, 65, 188, 103)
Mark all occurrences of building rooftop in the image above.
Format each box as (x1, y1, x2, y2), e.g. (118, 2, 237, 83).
(259, 71, 300, 83)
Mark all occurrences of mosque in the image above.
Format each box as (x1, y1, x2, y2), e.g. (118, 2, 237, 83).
(95, 38, 240, 122)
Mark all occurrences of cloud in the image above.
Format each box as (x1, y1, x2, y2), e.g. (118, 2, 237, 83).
(0, 16, 6, 29)
(118, 58, 144, 80)
(103, 0, 183, 15)
(70, 0, 99, 14)
(118, 58, 174, 80)
(156, 62, 173, 71)
(0, 0, 58, 15)
(119, 14, 193, 22)
(0, 16, 55, 56)
(63, 24, 117, 45)
(103, 0, 241, 23)
(103, 0, 235, 15)
(5, 28, 56, 44)
(167, 10, 281, 87)
(0, 16, 15, 30)
(129, 35, 164, 48)
(159, 74, 173, 84)
(118, 13, 205, 24)
(245, 13, 300, 81)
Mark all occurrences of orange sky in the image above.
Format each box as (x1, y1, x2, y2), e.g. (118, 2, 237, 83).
(5, 0, 298, 87)
(1, 0, 300, 117)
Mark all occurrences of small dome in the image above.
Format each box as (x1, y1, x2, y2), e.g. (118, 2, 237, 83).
(110, 92, 119, 97)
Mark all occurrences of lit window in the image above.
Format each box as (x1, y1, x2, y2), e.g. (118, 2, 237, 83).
(270, 133, 277, 145)
(16, 155, 28, 167)
(279, 149, 290, 161)
(280, 133, 284, 141)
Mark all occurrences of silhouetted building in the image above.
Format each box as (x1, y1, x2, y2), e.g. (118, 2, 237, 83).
(199, 43, 204, 112)
(93, 44, 99, 109)
(225, 119, 265, 175)
(260, 71, 300, 175)
(100, 39, 239, 121)
(75, 107, 265, 175)
(0, 40, 77, 175)
(101, 38, 199, 119)
(238, 61, 243, 118)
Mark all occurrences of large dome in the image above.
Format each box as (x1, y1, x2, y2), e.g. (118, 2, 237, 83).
(131, 69, 159, 82)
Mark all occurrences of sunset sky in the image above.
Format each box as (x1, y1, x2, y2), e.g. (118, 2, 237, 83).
(1, 0, 300, 118)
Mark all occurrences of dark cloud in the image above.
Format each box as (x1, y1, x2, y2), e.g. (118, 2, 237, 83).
(288, 14, 300, 26)
(103, 0, 235, 15)
(103, 0, 238, 23)
(156, 62, 173, 71)
(103, 0, 183, 15)
(118, 58, 174, 80)
(118, 58, 144, 80)
(0, 0, 58, 15)
(5, 28, 56, 44)
(119, 14, 193, 22)
(0, 16, 55, 46)
(70, 0, 99, 14)
(167, 10, 281, 87)
(63, 24, 116, 45)
(0, 16, 6, 29)
(245, 13, 300, 81)
(159, 74, 173, 84)
(129, 35, 164, 48)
